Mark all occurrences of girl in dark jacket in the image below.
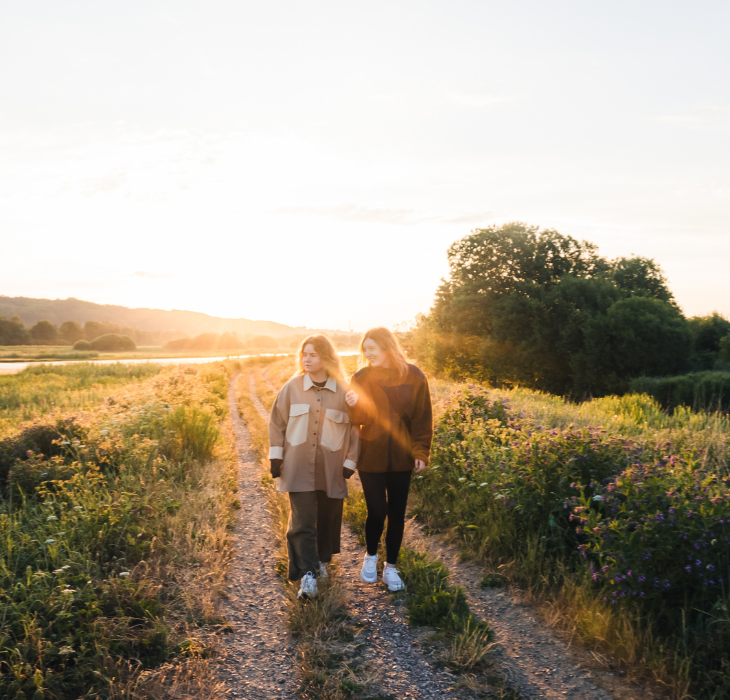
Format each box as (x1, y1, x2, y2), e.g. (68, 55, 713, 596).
(345, 327, 433, 591)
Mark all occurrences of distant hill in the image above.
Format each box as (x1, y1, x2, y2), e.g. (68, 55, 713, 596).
(0, 295, 312, 338)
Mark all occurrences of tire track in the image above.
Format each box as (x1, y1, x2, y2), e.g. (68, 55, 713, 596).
(215, 374, 298, 699)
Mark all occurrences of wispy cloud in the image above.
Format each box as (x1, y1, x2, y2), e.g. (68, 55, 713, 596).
(652, 105, 730, 132)
(271, 204, 494, 227)
(133, 271, 172, 279)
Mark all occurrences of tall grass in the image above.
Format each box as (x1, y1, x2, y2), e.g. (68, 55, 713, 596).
(413, 386, 730, 699)
(0, 363, 163, 438)
(0, 363, 238, 699)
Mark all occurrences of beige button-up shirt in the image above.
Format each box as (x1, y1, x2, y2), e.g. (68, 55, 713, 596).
(268, 373, 359, 499)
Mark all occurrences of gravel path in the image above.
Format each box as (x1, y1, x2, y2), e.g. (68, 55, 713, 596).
(247, 370, 646, 700)
(404, 522, 639, 700)
(215, 374, 298, 699)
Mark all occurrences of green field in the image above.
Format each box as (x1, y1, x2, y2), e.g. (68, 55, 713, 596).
(413, 384, 730, 699)
(0, 362, 238, 698)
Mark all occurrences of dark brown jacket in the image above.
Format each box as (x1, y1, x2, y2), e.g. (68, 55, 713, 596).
(348, 364, 433, 473)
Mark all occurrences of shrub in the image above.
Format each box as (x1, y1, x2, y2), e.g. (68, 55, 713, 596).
(630, 371, 730, 412)
(414, 386, 730, 697)
(73, 339, 91, 350)
(88, 333, 136, 351)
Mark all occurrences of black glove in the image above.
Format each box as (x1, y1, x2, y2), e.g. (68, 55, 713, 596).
(343, 467, 355, 480)
(270, 459, 283, 479)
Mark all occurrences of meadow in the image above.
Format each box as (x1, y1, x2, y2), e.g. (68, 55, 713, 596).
(413, 384, 730, 699)
(0, 363, 164, 438)
(0, 361, 239, 699)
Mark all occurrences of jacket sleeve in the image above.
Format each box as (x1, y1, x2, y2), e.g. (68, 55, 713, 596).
(344, 424, 360, 470)
(347, 374, 376, 427)
(410, 375, 434, 464)
(268, 384, 289, 460)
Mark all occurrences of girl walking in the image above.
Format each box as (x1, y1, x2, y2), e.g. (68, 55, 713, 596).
(345, 327, 433, 591)
(268, 334, 359, 598)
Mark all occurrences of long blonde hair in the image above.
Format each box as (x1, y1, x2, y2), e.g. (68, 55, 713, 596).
(358, 327, 409, 378)
(295, 334, 344, 380)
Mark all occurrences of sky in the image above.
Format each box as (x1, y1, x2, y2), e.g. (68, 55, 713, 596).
(1, 0, 729, 332)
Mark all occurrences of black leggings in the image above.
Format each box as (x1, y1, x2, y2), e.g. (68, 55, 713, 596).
(359, 470, 412, 565)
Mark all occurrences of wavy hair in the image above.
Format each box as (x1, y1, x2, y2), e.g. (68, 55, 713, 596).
(295, 334, 344, 380)
(358, 327, 409, 378)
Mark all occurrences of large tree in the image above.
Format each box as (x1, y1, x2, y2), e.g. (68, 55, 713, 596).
(29, 320, 58, 345)
(409, 222, 689, 396)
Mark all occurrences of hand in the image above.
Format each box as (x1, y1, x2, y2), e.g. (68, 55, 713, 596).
(343, 467, 355, 480)
(345, 390, 359, 407)
(414, 459, 426, 473)
(270, 459, 283, 479)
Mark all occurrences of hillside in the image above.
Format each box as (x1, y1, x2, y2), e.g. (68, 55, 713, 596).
(0, 295, 311, 339)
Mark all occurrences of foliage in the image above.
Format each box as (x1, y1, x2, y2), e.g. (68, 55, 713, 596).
(89, 333, 136, 351)
(59, 320, 84, 344)
(413, 386, 730, 697)
(0, 363, 234, 698)
(407, 222, 692, 396)
(630, 371, 730, 413)
(29, 320, 59, 345)
(0, 316, 30, 345)
(687, 313, 730, 371)
(73, 339, 92, 350)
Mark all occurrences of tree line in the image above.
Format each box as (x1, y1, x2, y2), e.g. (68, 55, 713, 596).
(406, 222, 730, 398)
(0, 318, 158, 348)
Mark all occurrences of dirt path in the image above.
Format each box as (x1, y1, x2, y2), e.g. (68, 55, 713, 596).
(251, 374, 470, 699)
(215, 375, 298, 699)
(247, 372, 641, 700)
(404, 522, 641, 700)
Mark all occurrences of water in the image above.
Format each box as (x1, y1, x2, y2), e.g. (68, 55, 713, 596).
(0, 351, 358, 376)
(0, 354, 265, 375)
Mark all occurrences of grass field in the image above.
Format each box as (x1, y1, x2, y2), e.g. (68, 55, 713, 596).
(0, 361, 240, 698)
(0, 345, 265, 362)
(0, 363, 166, 438)
(413, 384, 730, 699)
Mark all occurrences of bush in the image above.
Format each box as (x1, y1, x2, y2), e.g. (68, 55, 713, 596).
(629, 371, 730, 412)
(73, 339, 91, 350)
(414, 386, 730, 697)
(88, 333, 136, 351)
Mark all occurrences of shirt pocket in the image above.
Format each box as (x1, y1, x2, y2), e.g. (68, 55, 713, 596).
(321, 408, 349, 452)
(286, 404, 310, 446)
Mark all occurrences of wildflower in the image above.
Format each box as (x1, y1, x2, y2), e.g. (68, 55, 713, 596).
(74, 506, 83, 510)
(59, 646, 75, 655)
(47, 515, 58, 521)
(480, 482, 488, 487)
(707, 564, 715, 571)
(45, 539, 55, 544)
(61, 588, 76, 594)
(119, 572, 130, 577)
(592, 495, 603, 502)
(458, 477, 466, 482)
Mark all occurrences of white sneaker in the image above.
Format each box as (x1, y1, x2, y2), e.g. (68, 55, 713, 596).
(382, 564, 405, 591)
(298, 572, 318, 598)
(360, 553, 378, 583)
(319, 562, 328, 579)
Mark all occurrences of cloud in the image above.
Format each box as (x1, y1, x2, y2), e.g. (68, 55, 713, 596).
(271, 205, 495, 227)
(133, 271, 172, 279)
(82, 171, 128, 196)
(652, 105, 730, 132)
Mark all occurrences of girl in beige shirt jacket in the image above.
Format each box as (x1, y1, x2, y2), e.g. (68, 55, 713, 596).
(268, 334, 359, 598)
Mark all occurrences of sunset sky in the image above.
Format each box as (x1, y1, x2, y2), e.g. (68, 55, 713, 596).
(1, 1, 729, 331)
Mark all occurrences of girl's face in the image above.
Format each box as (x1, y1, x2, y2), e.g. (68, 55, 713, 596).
(363, 338, 389, 367)
(302, 344, 325, 375)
